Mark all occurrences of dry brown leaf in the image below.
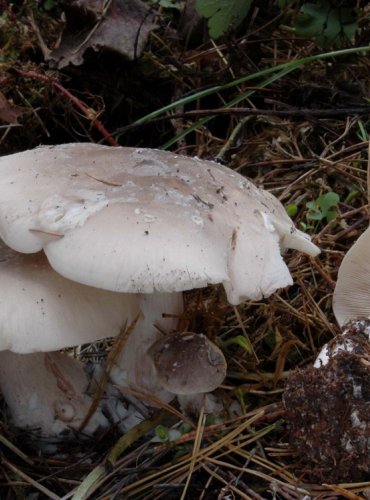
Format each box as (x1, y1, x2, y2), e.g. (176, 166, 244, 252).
(48, 0, 157, 68)
(0, 92, 19, 124)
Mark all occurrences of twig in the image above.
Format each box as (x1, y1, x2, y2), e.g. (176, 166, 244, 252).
(15, 68, 118, 146)
(180, 402, 206, 500)
(2, 458, 60, 500)
(71, 410, 165, 500)
(111, 106, 370, 138)
(0, 434, 34, 465)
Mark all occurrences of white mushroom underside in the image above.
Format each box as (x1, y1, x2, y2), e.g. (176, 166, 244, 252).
(333, 226, 370, 326)
(0, 144, 319, 304)
(0, 242, 139, 352)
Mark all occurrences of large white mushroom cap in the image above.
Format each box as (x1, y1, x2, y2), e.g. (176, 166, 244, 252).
(0, 144, 319, 304)
(0, 242, 138, 353)
(333, 225, 370, 326)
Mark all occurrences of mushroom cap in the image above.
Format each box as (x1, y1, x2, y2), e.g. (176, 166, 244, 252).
(148, 332, 227, 394)
(0, 144, 319, 304)
(0, 242, 139, 353)
(333, 226, 370, 326)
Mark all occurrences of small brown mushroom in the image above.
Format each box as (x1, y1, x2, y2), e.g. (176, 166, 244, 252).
(148, 332, 226, 394)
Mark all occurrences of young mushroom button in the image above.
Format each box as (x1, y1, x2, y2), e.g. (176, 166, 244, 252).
(148, 332, 227, 394)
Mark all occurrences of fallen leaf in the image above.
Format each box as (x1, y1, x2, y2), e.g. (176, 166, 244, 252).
(0, 93, 19, 124)
(48, 0, 157, 68)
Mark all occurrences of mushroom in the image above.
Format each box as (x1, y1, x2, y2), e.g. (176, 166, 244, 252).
(333, 225, 370, 327)
(148, 332, 227, 394)
(283, 226, 370, 483)
(314, 224, 370, 367)
(0, 241, 141, 439)
(0, 144, 319, 403)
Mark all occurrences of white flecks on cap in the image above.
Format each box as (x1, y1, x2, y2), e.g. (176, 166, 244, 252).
(0, 144, 320, 304)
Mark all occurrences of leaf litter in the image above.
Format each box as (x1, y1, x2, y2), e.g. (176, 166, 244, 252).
(0, 1, 370, 498)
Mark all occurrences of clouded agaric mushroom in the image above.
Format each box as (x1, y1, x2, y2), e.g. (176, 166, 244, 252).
(0, 144, 319, 406)
(0, 241, 140, 438)
(0, 144, 318, 301)
(283, 228, 370, 483)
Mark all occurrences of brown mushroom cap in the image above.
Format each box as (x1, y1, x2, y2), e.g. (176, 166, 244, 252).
(148, 332, 227, 394)
(0, 144, 319, 305)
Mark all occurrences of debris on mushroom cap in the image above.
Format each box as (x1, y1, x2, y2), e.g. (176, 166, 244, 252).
(148, 332, 227, 394)
(0, 351, 109, 440)
(0, 144, 319, 305)
(333, 225, 370, 326)
(314, 316, 370, 368)
(283, 319, 370, 483)
(283, 226, 370, 483)
(0, 241, 139, 352)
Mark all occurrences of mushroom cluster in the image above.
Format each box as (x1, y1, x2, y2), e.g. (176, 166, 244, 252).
(283, 226, 370, 482)
(0, 143, 319, 442)
(0, 240, 139, 439)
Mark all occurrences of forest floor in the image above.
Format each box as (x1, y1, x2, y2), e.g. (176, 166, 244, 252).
(0, 1, 370, 498)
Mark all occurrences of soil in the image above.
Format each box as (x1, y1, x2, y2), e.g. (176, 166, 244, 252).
(284, 320, 370, 483)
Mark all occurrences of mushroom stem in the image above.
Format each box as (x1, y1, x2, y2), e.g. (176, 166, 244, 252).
(110, 291, 184, 401)
(0, 351, 109, 439)
(110, 293, 229, 419)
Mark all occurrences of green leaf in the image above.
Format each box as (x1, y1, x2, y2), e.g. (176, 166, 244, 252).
(224, 334, 254, 354)
(306, 200, 317, 210)
(306, 199, 323, 220)
(345, 189, 358, 204)
(285, 203, 298, 217)
(306, 191, 340, 223)
(155, 425, 169, 442)
(307, 209, 324, 221)
(300, 221, 309, 231)
(158, 0, 183, 9)
(276, 0, 292, 8)
(43, 0, 57, 10)
(317, 191, 340, 216)
(357, 120, 369, 142)
(295, 1, 358, 48)
(326, 210, 338, 222)
(196, 0, 253, 39)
